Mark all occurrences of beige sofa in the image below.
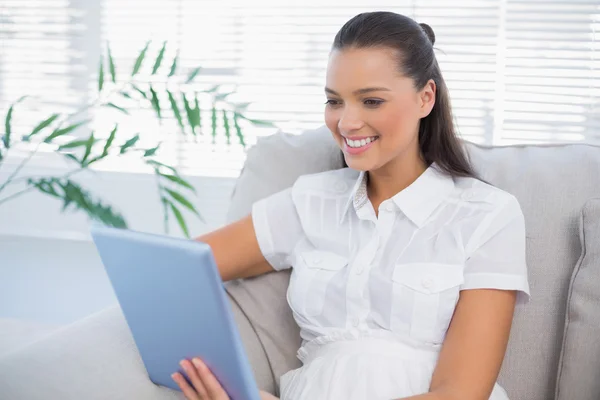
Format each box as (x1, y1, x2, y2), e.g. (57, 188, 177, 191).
(1, 126, 599, 400)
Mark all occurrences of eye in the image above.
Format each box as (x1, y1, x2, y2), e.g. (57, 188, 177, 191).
(325, 99, 342, 107)
(364, 99, 384, 107)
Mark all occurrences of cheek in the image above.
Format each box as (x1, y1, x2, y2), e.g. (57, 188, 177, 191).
(324, 108, 338, 132)
(373, 103, 419, 138)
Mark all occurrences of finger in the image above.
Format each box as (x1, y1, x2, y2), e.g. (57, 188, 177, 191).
(193, 358, 229, 399)
(172, 372, 201, 400)
(180, 359, 209, 398)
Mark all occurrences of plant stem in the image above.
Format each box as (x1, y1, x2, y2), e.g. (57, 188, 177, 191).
(0, 141, 43, 195)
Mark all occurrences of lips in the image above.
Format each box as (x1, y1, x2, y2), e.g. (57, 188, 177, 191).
(344, 136, 379, 148)
(342, 135, 379, 156)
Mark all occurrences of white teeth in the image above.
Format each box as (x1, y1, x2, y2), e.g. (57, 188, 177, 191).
(345, 137, 377, 148)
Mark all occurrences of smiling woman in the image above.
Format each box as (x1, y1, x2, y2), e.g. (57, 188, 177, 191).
(173, 10, 529, 400)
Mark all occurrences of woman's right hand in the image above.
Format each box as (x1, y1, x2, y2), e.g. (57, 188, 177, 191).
(172, 357, 279, 400)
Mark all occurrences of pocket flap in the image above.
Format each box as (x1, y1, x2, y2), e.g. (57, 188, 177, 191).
(393, 263, 464, 294)
(300, 250, 348, 271)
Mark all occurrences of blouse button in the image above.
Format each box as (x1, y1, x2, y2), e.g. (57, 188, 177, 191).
(352, 317, 360, 327)
(422, 276, 435, 290)
(385, 203, 394, 212)
(461, 191, 474, 200)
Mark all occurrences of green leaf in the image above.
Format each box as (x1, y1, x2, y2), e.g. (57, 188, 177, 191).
(159, 172, 196, 193)
(104, 103, 129, 114)
(119, 91, 132, 99)
(27, 114, 60, 140)
(132, 41, 151, 76)
(63, 153, 80, 164)
(58, 139, 89, 150)
(182, 93, 196, 135)
(131, 84, 148, 100)
(233, 113, 246, 147)
(29, 178, 60, 197)
(120, 134, 140, 154)
(152, 41, 167, 75)
(107, 44, 116, 83)
(168, 52, 178, 77)
(81, 131, 95, 166)
(169, 202, 189, 237)
(3, 96, 27, 149)
(246, 118, 275, 127)
(215, 91, 234, 102)
(143, 143, 160, 157)
(194, 96, 202, 130)
(211, 104, 217, 142)
(205, 85, 220, 94)
(30, 178, 127, 228)
(165, 188, 200, 217)
(102, 124, 118, 156)
(149, 86, 161, 119)
(98, 57, 104, 92)
(185, 67, 202, 84)
(146, 159, 176, 173)
(222, 110, 231, 144)
(44, 120, 89, 143)
(232, 102, 251, 112)
(167, 90, 184, 132)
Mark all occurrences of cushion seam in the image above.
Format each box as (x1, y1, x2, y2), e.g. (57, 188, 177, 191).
(555, 201, 590, 400)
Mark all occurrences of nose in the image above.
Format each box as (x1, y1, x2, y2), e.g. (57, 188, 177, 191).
(338, 108, 364, 133)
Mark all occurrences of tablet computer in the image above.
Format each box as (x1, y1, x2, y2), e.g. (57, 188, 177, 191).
(90, 225, 261, 400)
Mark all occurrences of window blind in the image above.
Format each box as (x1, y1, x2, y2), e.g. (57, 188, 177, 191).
(1, 0, 598, 178)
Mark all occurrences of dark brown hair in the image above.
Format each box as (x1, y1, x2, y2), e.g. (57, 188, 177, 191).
(333, 11, 477, 179)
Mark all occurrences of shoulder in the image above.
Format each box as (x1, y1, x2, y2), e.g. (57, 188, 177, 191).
(453, 176, 522, 217)
(292, 168, 359, 197)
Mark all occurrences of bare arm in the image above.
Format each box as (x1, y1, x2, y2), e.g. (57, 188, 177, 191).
(397, 289, 517, 400)
(195, 215, 274, 282)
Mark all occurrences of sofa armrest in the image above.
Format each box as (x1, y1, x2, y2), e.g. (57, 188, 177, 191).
(0, 297, 275, 400)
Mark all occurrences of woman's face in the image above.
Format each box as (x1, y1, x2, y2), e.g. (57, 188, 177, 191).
(324, 47, 435, 172)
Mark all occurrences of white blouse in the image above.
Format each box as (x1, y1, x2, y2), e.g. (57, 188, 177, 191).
(252, 165, 530, 346)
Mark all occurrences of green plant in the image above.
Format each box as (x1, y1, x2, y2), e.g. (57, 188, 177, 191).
(0, 42, 272, 237)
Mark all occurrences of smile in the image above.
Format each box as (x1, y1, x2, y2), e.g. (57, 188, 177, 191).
(344, 136, 379, 148)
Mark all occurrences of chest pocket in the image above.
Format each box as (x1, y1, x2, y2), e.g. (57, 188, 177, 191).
(391, 263, 464, 343)
(289, 250, 348, 317)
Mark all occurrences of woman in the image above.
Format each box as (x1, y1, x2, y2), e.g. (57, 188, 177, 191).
(172, 11, 529, 400)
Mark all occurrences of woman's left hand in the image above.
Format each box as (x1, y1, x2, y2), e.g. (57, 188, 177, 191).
(172, 358, 229, 400)
(172, 358, 279, 400)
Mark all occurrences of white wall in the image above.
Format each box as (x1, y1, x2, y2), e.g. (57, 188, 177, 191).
(0, 165, 237, 325)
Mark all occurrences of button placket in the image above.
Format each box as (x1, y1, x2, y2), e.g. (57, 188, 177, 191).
(346, 244, 376, 329)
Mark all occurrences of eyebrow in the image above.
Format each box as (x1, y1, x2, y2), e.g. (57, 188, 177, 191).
(324, 87, 391, 96)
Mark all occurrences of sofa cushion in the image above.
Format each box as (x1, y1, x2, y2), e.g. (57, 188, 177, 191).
(0, 297, 275, 399)
(226, 125, 600, 400)
(555, 198, 600, 400)
(0, 318, 60, 358)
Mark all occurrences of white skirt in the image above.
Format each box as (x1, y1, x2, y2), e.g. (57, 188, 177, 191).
(279, 333, 510, 400)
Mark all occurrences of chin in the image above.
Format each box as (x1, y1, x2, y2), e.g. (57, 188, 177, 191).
(342, 154, 376, 172)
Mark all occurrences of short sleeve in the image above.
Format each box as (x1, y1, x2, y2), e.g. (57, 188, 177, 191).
(461, 195, 530, 303)
(251, 188, 304, 271)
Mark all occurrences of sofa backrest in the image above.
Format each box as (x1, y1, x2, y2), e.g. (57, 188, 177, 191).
(225, 126, 600, 400)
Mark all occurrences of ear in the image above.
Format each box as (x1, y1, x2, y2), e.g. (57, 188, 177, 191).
(419, 79, 436, 118)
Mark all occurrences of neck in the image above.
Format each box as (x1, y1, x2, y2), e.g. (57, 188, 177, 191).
(367, 150, 428, 204)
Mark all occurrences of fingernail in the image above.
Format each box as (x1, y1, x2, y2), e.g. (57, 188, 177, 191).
(179, 360, 187, 369)
(171, 373, 177, 381)
(192, 358, 202, 368)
